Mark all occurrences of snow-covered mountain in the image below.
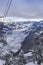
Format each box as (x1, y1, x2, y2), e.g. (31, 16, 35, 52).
(0, 18, 43, 54)
(0, 19, 34, 55)
(0, 17, 43, 65)
(21, 21, 43, 53)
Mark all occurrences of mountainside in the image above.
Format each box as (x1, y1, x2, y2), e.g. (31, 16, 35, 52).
(0, 20, 43, 54)
(0, 19, 43, 65)
(21, 21, 43, 53)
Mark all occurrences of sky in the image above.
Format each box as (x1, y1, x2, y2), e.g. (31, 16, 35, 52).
(0, 0, 43, 19)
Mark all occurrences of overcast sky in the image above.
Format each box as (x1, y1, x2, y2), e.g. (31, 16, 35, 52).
(0, 0, 43, 19)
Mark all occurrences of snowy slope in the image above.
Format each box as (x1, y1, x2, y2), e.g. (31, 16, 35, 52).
(0, 20, 34, 56)
(0, 19, 43, 55)
(0, 18, 43, 65)
(26, 62, 36, 65)
(0, 60, 5, 65)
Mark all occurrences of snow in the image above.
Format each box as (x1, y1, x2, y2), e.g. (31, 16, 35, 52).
(2, 21, 33, 54)
(24, 52, 32, 57)
(26, 62, 36, 65)
(0, 18, 43, 65)
(0, 31, 28, 55)
(0, 24, 29, 55)
(0, 60, 5, 65)
(26, 62, 43, 65)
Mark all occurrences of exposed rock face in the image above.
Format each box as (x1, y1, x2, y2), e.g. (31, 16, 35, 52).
(21, 22, 43, 53)
(0, 22, 7, 46)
